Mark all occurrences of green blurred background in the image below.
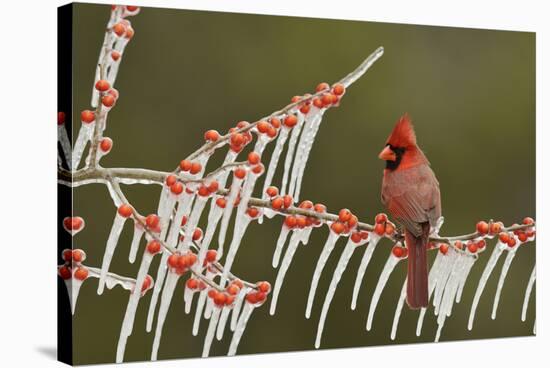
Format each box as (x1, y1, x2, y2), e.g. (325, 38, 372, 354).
(66, 3, 535, 365)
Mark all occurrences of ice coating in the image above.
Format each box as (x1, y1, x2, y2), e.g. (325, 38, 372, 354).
(87, 266, 136, 291)
(64, 278, 84, 315)
(151, 272, 179, 361)
(315, 238, 359, 348)
(128, 224, 144, 263)
(184, 285, 195, 314)
(351, 234, 381, 310)
(366, 252, 401, 331)
(433, 250, 459, 316)
(57, 124, 72, 170)
(71, 124, 94, 170)
(270, 230, 304, 315)
(218, 175, 244, 249)
(227, 302, 255, 356)
(202, 307, 221, 357)
(193, 271, 216, 336)
(216, 307, 231, 340)
(522, 265, 536, 322)
(272, 225, 291, 268)
(198, 203, 224, 266)
(417, 252, 447, 336)
(491, 244, 519, 320)
(290, 108, 325, 201)
(97, 213, 127, 295)
(261, 127, 290, 202)
(390, 280, 408, 340)
(455, 255, 476, 303)
(305, 230, 340, 319)
(281, 112, 304, 196)
(468, 241, 506, 330)
(116, 252, 154, 363)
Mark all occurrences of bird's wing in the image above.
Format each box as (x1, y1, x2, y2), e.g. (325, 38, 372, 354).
(381, 165, 441, 237)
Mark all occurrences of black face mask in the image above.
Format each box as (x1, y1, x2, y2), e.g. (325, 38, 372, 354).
(385, 145, 405, 171)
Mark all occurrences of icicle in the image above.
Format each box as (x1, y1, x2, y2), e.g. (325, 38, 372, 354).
(305, 230, 340, 319)
(273, 225, 291, 268)
(351, 234, 381, 310)
(390, 280, 408, 340)
(202, 307, 221, 357)
(97, 213, 127, 295)
(216, 307, 231, 340)
(116, 252, 154, 363)
(315, 238, 359, 348)
(199, 203, 224, 265)
(179, 195, 208, 250)
(468, 241, 507, 330)
(204, 297, 214, 319)
(522, 265, 536, 322)
(64, 278, 84, 315)
(57, 123, 72, 170)
(227, 302, 255, 356)
(287, 112, 308, 198)
(290, 108, 325, 201)
(151, 272, 179, 361)
(184, 286, 195, 314)
(260, 127, 290, 214)
(433, 250, 459, 316)
(192, 271, 216, 336)
(300, 227, 313, 245)
(218, 175, 244, 249)
(417, 252, 449, 336)
(128, 223, 144, 263)
(71, 123, 95, 170)
(281, 113, 304, 196)
(455, 255, 476, 303)
(366, 252, 401, 331)
(230, 287, 247, 332)
(270, 230, 303, 315)
(491, 244, 519, 319)
(158, 194, 177, 241)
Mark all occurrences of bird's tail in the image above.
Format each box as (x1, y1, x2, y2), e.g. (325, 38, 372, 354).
(404, 224, 430, 309)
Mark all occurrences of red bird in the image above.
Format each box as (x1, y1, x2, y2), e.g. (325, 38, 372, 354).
(379, 114, 441, 309)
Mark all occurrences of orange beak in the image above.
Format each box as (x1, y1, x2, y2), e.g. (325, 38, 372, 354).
(378, 146, 396, 161)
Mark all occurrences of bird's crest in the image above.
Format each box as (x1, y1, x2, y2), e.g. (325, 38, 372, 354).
(386, 113, 417, 148)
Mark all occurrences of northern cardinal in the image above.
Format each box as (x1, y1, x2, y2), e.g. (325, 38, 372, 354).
(379, 114, 441, 309)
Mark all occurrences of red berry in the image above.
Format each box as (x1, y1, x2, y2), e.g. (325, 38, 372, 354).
(454, 240, 464, 250)
(72, 249, 85, 263)
(299, 200, 313, 209)
(257, 281, 271, 293)
(126, 5, 139, 12)
(498, 232, 510, 243)
(312, 98, 324, 108)
(102, 95, 116, 107)
(204, 129, 220, 142)
(489, 222, 502, 234)
(272, 197, 284, 210)
(257, 121, 270, 134)
(267, 125, 278, 138)
(74, 267, 89, 281)
(284, 114, 298, 128)
(476, 221, 489, 234)
(112, 23, 126, 37)
(321, 93, 334, 106)
(392, 246, 405, 258)
(167, 254, 180, 268)
(270, 117, 281, 129)
(189, 229, 201, 243)
(145, 214, 159, 228)
(146, 240, 161, 254)
(81, 110, 95, 123)
(190, 162, 202, 175)
(95, 79, 110, 92)
(62, 249, 73, 262)
(125, 27, 135, 39)
(99, 137, 112, 152)
(111, 51, 121, 61)
(375, 213, 388, 224)
(58, 111, 66, 125)
(181, 216, 188, 227)
(216, 197, 227, 208)
(360, 231, 369, 240)
(230, 133, 245, 146)
(314, 203, 326, 213)
(477, 239, 486, 249)
(332, 84, 345, 95)
(373, 223, 385, 236)
(439, 244, 449, 255)
(247, 207, 259, 218)
(507, 238, 517, 247)
(316, 82, 329, 92)
(227, 284, 240, 295)
(266, 186, 279, 197)
(283, 195, 293, 209)
(197, 185, 210, 197)
(234, 168, 247, 179)
(351, 232, 362, 244)
(522, 217, 535, 225)
(252, 164, 264, 175)
(285, 216, 297, 228)
(467, 242, 478, 253)
(214, 292, 227, 306)
(179, 159, 192, 172)
(186, 278, 199, 290)
(248, 152, 261, 165)
(518, 232, 528, 242)
(63, 216, 84, 232)
(338, 209, 351, 222)
(58, 266, 72, 280)
(118, 204, 133, 218)
(300, 104, 311, 114)
(206, 250, 217, 263)
(331, 222, 345, 234)
(165, 175, 177, 186)
(296, 216, 307, 228)
(170, 182, 184, 195)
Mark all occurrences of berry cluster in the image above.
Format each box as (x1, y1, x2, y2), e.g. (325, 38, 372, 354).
(167, 251, 198, 275)
(58, 249, 89, 281)
(62, 216, 85, 236)
(372, 213, 397, 237)
(391, 244, 409, 258)
(179, 160, 203, 175)
(245, 281, 271, 306)
(95, 79, 119, 109)
(229, 121, 254, 153)
(330, 208, 359, 235)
